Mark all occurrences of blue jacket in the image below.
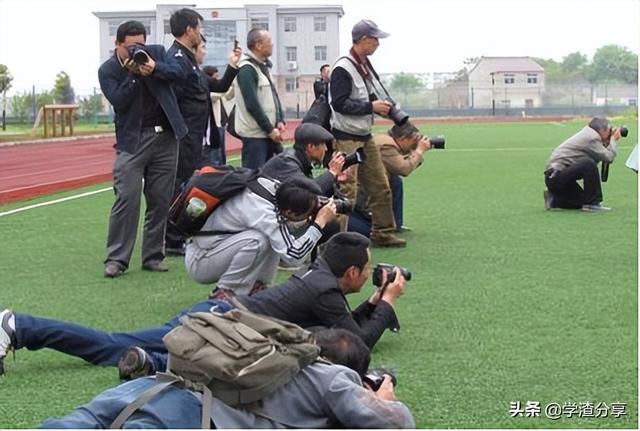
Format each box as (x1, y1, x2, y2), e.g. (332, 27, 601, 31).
(98, 45, 187, 153)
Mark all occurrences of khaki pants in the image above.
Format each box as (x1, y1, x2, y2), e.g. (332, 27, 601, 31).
(334, 137, 396, 232)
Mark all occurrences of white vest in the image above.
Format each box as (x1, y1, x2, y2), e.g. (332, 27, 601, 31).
(329, 54, 374, 136)
(233, 55, 277, 138)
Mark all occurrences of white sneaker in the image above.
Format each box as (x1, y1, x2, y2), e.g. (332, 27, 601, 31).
(0, 309, 16, 375)
(581, 203, 612, 212)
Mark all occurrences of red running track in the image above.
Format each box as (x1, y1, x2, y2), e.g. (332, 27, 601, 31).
(0, 120, 301, 204)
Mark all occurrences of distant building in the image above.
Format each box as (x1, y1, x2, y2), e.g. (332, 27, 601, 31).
(467, 57, 545, 109)
(93, 3, 344, 112)
(378, 71, 458, 90)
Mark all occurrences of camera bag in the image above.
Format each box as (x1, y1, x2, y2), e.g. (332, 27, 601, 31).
(168, 165, 273, 237)
(109, 309, 320, 429)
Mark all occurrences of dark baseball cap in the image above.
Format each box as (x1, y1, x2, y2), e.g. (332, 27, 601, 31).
(352, 19, 390, 41)
(295, 123, 334, 145)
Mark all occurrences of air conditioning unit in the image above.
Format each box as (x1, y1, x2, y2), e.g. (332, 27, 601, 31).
(287, 61, 298, 71)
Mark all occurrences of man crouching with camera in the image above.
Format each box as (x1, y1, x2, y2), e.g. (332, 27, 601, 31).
(544, 117, 623, 212)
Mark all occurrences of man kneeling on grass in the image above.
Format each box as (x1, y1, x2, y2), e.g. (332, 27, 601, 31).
(39, 329, 415, 429)
(0, 232, 408, 377)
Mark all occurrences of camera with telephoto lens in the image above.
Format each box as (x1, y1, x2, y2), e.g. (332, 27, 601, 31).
(372, 263, 411, 287)
(619, 126, 629, 138)
(341, 147, 366, 171)
(370, 93, 409, 126)
(362, 368, 397, 391)
(127, 43, 150, 65)
(317, 195, 352, 214)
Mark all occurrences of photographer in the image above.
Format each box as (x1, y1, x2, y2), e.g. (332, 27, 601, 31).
(184, 176, 337, 295)
(99, 21, 187, 278)
(348, 122, 431, 235)
(165, 9, 241, 255)
(329, 19, 405, 248)
(40, 329, 414, 429)
(0, 234, 406, 376)
(544, 117, 620, 212)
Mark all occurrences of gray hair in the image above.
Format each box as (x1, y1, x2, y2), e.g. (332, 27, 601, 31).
(589, 117, 610, 132)
(247, 27, 267, 50)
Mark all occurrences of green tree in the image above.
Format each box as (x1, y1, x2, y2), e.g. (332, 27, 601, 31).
(0, 64, 14, 130)
(534, 57, 564, 81)
(37, 90, 55, 109)
(52, 71, 76, 104)
(389, 72, 425, 105)
(561, 51, 588, 73)
(588, 44, 638, 83)
(10, 91, 32, 123)
(78, 93, 103, 122)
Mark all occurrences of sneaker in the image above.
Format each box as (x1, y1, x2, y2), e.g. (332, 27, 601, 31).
(543, 189, 556, 210)
(0, 309, 17, 376)
(208, 287, 236, 301)
(582, 203, 611, 212)
(104, 261, 125, 278)
(118, 346, 155, 381)
(370, 231, 407, 248)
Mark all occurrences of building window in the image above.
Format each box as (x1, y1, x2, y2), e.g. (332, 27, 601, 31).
(202, 21, 237, 72)
(285, 46, 297, 62)
(314, 46, 327, 61)
(110, 19, 151, 36)
(525, 98, 534, 108)
(504, 74, 515, 84)
(500, 100, 511, 108)
(250, 16, 269, 31)
(527, 73, 538, 84)
(284, 17, 296, 32)
(314, 16, 326, 31)
(286, 77, 298, 92)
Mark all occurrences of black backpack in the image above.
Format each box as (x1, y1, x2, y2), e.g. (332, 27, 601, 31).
(168, 165, 272, 237)
(302, 94, 331, 132)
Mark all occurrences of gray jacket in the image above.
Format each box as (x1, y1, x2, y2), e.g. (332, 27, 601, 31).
(546, 125, 618, 172)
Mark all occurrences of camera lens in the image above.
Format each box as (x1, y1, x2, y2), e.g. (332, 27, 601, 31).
(620, 127, 628, 138)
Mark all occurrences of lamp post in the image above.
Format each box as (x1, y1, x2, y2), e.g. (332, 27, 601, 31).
(490, 72, 496, 116)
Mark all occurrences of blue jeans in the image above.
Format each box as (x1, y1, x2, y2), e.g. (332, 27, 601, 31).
(241, 137, 270, 169)
(15, 300, 234, 371)
(40, 377, 202, 429)
(388, 173, 404, 227)
(206, 127, 228, 166)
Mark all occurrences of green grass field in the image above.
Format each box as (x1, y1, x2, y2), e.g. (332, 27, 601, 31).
(0, 119, 637, 428)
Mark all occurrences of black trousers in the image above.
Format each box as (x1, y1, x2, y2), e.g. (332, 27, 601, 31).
(545, 158, 603, 208)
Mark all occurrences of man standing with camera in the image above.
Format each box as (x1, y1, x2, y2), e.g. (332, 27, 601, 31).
(329, 19, 405, 247)
(165, 9, 241, 256)
(544, 117, 621, 212)
(99, 21, 187, 278)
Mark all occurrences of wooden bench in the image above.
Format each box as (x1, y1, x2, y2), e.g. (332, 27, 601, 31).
(39, 104, 80, 138)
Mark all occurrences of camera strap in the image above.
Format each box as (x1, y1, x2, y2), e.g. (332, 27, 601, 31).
(339, 54, 394, 103)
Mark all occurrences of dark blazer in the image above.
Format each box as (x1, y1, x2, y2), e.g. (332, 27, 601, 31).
(313, 78, 328, 100)
(261, 148, 335, 196)
(98, 45, 187, 153)
(167, 42, 238, 146)
(238, 257, 400, 349)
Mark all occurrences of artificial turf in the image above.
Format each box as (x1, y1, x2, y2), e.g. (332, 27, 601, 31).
(0, 118, 637, 428)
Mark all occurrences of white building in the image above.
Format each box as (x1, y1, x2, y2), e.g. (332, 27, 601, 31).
(467, 57, 545, 109)
(93, 3, 344, 112)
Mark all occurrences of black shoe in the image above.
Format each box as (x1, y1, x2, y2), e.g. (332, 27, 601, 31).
(141, 260, 169, 272)
(118, 346, 155, 381)
(104, 261, 125, 278)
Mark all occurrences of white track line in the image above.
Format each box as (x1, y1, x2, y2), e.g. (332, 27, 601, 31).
(0, 155, 242, 217)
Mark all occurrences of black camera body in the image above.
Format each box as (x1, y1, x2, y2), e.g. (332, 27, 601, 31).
(317, 195, 352, 214)
(127, 43, 150, 65)
(342, 147, 366, 170)
(429, 135, 446, 149)
(619, 126, 629, 138)
(372, 263, 411, 287)
(362, 368, 397, 391)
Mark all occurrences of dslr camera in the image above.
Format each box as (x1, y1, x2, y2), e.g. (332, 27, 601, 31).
(127, 43, 151, 65)
(601, 126, 630, 182)
(372, 263, 411, 287)
(341, 147, 366, 170)
(418, 134, 446, 150)
(317, 195, 352, 215)
(363, 368, 398, 391)
(370, 94, 409, 126)
(618, 126, 629, 138)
